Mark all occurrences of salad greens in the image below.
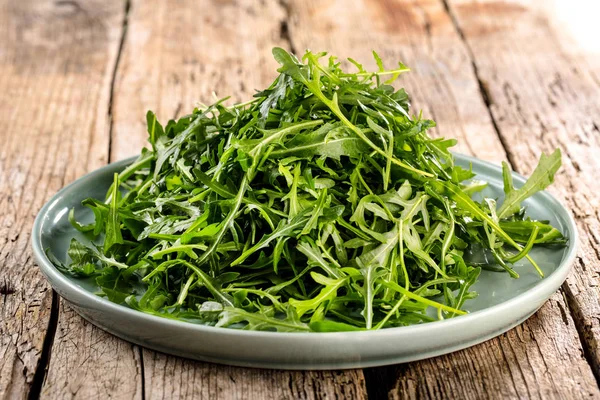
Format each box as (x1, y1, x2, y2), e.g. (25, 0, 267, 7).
(53, 48, 565, 332)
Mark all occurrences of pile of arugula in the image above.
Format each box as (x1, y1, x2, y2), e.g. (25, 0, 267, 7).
(55, 48, 565, 332)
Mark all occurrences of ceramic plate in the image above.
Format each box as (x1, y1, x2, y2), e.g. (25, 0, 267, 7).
(32, 154, 578, 370)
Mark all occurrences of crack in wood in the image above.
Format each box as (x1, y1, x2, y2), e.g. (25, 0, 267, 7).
(364, 365, 398, 399)
(563, 279, 600, 385)
(0, 278, 16, 296)
(27, 291, 59, 400)
(440, 0, 516, 170)
(415, 3, 433, 53)
(138, 346, 146, 400)
(277, 0, 297, 55)
(108, 0, 132, 163)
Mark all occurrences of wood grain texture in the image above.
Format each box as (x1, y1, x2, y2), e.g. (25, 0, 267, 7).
(386, 294, 597, 399)
(41, 307, 143, 399)
(447, 0, 600, 381)
(0, 0, 121, 398)
(285, 0, 600, 398)
(109, 0, 287, 161)
(1, 0, 598, 399)
(32, 1, 144, 397)
(142, 350, 365, 400)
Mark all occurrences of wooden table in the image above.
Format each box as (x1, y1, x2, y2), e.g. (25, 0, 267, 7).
(1, 0, 599, 398)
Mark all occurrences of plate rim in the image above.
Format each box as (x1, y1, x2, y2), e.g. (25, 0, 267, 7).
(32, 153, 579, 341)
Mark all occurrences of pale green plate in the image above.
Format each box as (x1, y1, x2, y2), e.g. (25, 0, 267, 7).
(32, 154, 578, 370)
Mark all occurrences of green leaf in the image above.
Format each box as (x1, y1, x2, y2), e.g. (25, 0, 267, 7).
(498, 149, 562, 218)
(233, 119, 323, 178)
(373, 51, 385, 72)
(289, 272, 347, 317)
(296, 238, 344, 279)
(500, 220, 565, 244)
(68, 208, 95, 233)
(272, 47, 310, 84)
(431, 180, 544, 276)
(216, 306, 310, 332)
(309, 320, 364, 332)
(269, 125, 369, 160)
(231, 212, 310, 266)
(104, 173, 124, 253)
(146, 110, 164, 149)
(258, 74, 294, 119)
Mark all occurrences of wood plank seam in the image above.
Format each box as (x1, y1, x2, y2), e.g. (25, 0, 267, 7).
(563, 279, 600, 384)
(26, 292, 59, 400)
(138, 346, 146, 400)
(23, 1, 133, 398)
(108, 0, 132, 164)
(278, 0, 298, 55)
(439, 0, 516, 168)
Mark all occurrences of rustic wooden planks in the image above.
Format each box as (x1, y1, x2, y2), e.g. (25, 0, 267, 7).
(447, 0, 600, 381)
(0, 0, 123, 398)
(109, 0, 288, 161)
(31, 1, 146, 397)
(385, 300, 597, 399)
(285, 0, 600, 398)
(142, 352, 365, 400)
(1, 0, 598, 398)
(42, 314, 143, 399)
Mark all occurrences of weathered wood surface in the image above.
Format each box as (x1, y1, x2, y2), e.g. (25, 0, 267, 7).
(0, 0, 121, 398)
(0, 0, 599, 399)
(109, 0, 289, 161)
(142, 353, 365, 400)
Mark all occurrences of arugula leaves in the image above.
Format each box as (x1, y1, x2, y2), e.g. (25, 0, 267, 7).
(55, 48, 565, 332)
(104, 173, 124, 253)
(499, 149, 562, 218)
